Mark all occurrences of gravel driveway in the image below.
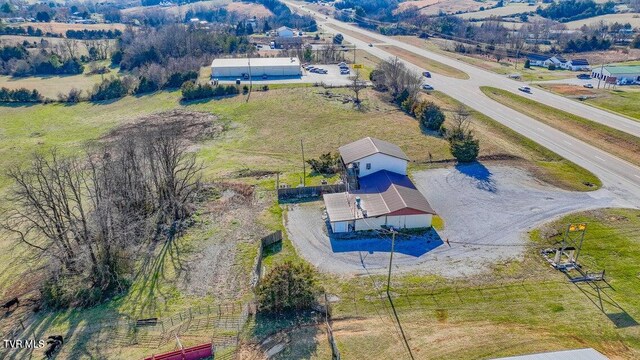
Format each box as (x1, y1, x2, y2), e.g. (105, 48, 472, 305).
(286, 163, 628, 277)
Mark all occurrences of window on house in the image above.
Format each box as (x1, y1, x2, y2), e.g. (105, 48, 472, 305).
(366, 163, 371, 170)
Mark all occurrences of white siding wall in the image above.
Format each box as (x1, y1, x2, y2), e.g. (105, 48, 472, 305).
(404, 214, 432, 228)
(355, 153, 407, 178)
(354, 214, 432, 231)
(355, 216, 387, 231)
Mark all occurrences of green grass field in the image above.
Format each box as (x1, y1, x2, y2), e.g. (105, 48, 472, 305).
(318, 208, 640, 359)
(481, 86, 640, 169)
(585, 88, 640, 121)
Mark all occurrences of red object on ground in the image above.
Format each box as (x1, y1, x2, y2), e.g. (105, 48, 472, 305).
(144, 343, 213, 360)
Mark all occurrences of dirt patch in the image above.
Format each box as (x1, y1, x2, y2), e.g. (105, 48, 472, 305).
(180, 182, 268, 299)
(543, 84, 597, 96)
(102, 109, 224, 146)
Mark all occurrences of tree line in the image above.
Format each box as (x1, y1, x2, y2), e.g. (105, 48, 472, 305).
(536, 0, 615, 23)
(66, 29, 123, 40)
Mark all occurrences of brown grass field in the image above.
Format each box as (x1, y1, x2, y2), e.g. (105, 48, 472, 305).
(378, 45, 470, 79)
(565, 13, 640, 29)
(18, 22, 126, 35)
(226, 2, 273, 18)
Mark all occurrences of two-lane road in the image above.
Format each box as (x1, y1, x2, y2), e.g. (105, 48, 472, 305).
(287, 1, 640, 202)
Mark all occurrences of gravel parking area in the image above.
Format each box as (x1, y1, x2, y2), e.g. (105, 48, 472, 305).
(286, 163, 627, 277)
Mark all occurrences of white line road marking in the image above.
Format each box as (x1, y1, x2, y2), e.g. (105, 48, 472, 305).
(563, 140, 572, 146)
(594, 156, 605, 161)
(635, 175, 640, 179)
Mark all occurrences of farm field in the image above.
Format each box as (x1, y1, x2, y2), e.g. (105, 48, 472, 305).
(17, 21, 126, 35)
(0, 65, 118, 100)
(398, 0, 497, 15)
(565, 13, 640, 29)
(481, 87, 640, 168)
(457, 3, 538, 19)
(318, 208, 640, 359)
(538, 84, 640, 121)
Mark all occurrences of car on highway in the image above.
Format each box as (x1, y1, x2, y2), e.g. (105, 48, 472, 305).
(340, 69, 350, 75)
(422, 84, 434, 91)
(422, 71, 431, 78)
(576, 74, 591, 80)
(583, 83, 594, 88)
(368, 43, 373, 47)
(518, 86, 532, 93)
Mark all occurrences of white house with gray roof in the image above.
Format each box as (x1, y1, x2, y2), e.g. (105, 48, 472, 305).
(324, 138, 435, 233)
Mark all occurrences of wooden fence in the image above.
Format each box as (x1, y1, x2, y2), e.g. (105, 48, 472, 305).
(324, 293, 341, 360)
(251, 231, 283, 288)
(277, 184, 346, 201)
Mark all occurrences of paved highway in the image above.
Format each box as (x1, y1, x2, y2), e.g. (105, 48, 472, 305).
(287, 2, 640, 202)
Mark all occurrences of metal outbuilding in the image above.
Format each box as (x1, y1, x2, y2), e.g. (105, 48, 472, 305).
(210, 57, 302, 78)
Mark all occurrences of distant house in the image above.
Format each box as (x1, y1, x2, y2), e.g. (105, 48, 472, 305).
(526, 54, 548, 67)
(544, 55, 567, 68)
(563, 58, 590, 71)
(276, 26, 295, 38)
(591, 65, 640, 85)
(323, 137, 436, 233)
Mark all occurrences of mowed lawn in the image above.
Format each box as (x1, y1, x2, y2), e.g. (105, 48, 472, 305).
(585, 88, 640, 121)
(320, 208, 640, 359)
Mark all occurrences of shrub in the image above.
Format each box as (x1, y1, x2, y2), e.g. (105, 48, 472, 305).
(91, 77, 129, 101)
(450, 135, 480, 163)
(58, 88, 82, 103)
(416, 101, 445, 131)
(0, 87, 42, 102)
(548, 64, 556, 71)
(306, 152, 340, 174)
(136, 76, 159, 94)
(524, 59, 531, 69)
(180, 81, 239, 101)
(256, 262, 321, 313)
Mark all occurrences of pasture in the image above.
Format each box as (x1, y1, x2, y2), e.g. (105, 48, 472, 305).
(565, 13, 640, 30)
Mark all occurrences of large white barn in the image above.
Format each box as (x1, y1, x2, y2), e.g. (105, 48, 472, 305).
(324, 138, 436, 233)
(210, 57, 302, 78)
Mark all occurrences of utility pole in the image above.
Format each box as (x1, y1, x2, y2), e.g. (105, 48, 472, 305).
(597, 57, 605, 89)
(386, 228, 396, 295)
(301, 139, 306, 187)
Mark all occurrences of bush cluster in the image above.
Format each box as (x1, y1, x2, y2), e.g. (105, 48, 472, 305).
(180, 81, 239, 101)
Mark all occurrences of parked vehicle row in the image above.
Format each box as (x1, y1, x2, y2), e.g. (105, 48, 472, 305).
(304, 64, 328, 74)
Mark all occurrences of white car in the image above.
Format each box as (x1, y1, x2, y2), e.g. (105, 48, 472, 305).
(422, 84, 434, 91)
(583, 83, 594, 89)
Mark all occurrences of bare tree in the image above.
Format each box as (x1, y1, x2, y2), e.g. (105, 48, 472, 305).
(373, 57, 422, 98)
(3, 124, 203, 307)
(450, 105, 472, 139)
(349, 69, 367, 108)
